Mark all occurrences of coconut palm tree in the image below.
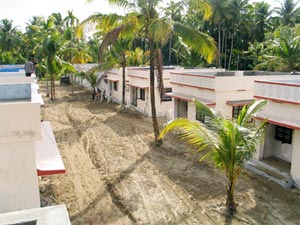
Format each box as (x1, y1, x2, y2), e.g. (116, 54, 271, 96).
(275, 0, 300, 26)
(87, 0, 216, 144)
(159, 99, 267, 215)
(268, 26, 300, 71)
(41, 16, 75, 100)
(208, 0, 231, 67)
(0, 19, 20, 52)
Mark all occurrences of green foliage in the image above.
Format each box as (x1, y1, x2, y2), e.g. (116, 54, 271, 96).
(77, 70, 98, 88)
(159, 99, 267, 213)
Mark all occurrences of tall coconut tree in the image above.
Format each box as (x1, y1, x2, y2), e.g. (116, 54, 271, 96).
(159, 99, 267, 215)
(82, 13, 137, 107)
(227, 0, 248, 70)
(208, 0, 231, 67)
(275, 0, 300, 26)
(87, 0, 216, 144)
(41, 16, 75, 100)
(0, 19, 20, 52)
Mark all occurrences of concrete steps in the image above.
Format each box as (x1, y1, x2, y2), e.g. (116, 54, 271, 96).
(245, 159, 293, 188)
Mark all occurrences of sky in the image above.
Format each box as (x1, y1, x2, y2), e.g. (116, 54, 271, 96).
(0, 0, 124, 32)
(0, 0, 285, 32)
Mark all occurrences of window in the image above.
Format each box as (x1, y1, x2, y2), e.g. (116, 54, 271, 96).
(196, 109, 205, 122)
(232, 105, 243, 119)
(140, 89, 145, 101)
(161, 88, 172, 101)
(113, 82, 118, 91)
(275, 125, 293, 144)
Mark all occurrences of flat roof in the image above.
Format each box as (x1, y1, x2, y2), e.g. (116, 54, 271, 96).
(167, 92, 215, 106)
(270, 79, 300, 85)
(172, 71, 292, 77)
(255, 78, 300, 87)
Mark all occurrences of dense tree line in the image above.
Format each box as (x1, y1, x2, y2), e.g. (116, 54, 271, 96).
(0, 0, 299, 72)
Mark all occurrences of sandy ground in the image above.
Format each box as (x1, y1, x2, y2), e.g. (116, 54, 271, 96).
(39, 83, 300, 225)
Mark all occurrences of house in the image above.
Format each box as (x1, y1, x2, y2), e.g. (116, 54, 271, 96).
(102, 66, 178, 117)
(168, 70, 295, 121)
(252, 78, 300, 188)
(0, 69, 69, 223)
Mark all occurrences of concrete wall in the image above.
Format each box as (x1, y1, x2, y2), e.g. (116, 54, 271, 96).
(0, 142, 40, 213)
(263, 124, 293, 162)
(0, 77, 35, 84)
(0, 83, 31, 101)
(0, 102, 41, 144)
(256, 102, 300, 129)
(291, 130, 300, 187)
(0, 72, 25, 78)
(127, 68, 174, 117)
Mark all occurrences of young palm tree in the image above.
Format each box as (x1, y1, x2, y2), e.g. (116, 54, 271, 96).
(159, 99, 267, 215)
(87, 0, 216, 144)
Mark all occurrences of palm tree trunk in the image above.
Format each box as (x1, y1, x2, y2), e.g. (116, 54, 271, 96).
(168, 36, 172, 65)
(50, 73, 54, 100)
(218, 21, 221, 68)
(71, 52, 74, 95)
(224, 35, 227, 69)
(149, 38, 161, 145)
(226, 178, 236, 216)
(122, 53, 126, 107)
(222, 28, 225, 68)
(46, 73, 49, 97)
(228, 26, 235, 70)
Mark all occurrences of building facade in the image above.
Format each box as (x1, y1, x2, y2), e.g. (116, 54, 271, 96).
(253, 78, 300, 188)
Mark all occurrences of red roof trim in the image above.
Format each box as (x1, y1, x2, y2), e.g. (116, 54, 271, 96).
(104, 78, 119, 82)
(107, 71, 119, 75)
(170, 72, 215, 79)
(255, 80, 300, 87)
(170, 82, 215, 91)
(254, 95, 300, 105)
(128, 74, 148, 79)
(169, 94, 216, 106)
(226, 100, 253, 106)
(37, 169, 66, 176)
(127, 84, 149, 89)
(254, 116, 300, 130)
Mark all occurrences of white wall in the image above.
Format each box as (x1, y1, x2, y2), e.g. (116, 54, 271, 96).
(0, 102, 41, 144)
(263, 124, 293, 162)
(0, 142, 40, 213)
(291, 130, 300, 187)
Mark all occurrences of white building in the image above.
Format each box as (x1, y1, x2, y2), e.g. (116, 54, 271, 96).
(168, 70, 296, 121)
(103, 67, 178, 117)
(253, 78, 300, 188)
(0, 71, 66, 216)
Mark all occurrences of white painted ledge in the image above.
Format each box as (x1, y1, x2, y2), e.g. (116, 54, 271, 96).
(35, 121, 65, 176)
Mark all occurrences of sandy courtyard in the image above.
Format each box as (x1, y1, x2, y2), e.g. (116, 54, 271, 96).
(39, 83, 300, 225)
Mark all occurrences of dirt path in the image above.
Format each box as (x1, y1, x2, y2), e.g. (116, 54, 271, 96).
(39, 83, 300, 225)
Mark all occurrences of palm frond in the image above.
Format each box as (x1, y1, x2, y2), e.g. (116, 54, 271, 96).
(237, 100, 268, 126)
(173, 22, 216, 63)
(148, 18, 172, 45)
(186, 0, 212, 20)
(193, 99, 216, 120)
(159, 118, 216, 151)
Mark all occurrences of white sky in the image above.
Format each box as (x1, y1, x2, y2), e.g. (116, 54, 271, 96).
(0, 0, 286, 32)
(0, 0, 124, 31)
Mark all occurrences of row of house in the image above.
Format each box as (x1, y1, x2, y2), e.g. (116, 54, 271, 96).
(0, 67, 70, 224)
(75, 66, 299, 188)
